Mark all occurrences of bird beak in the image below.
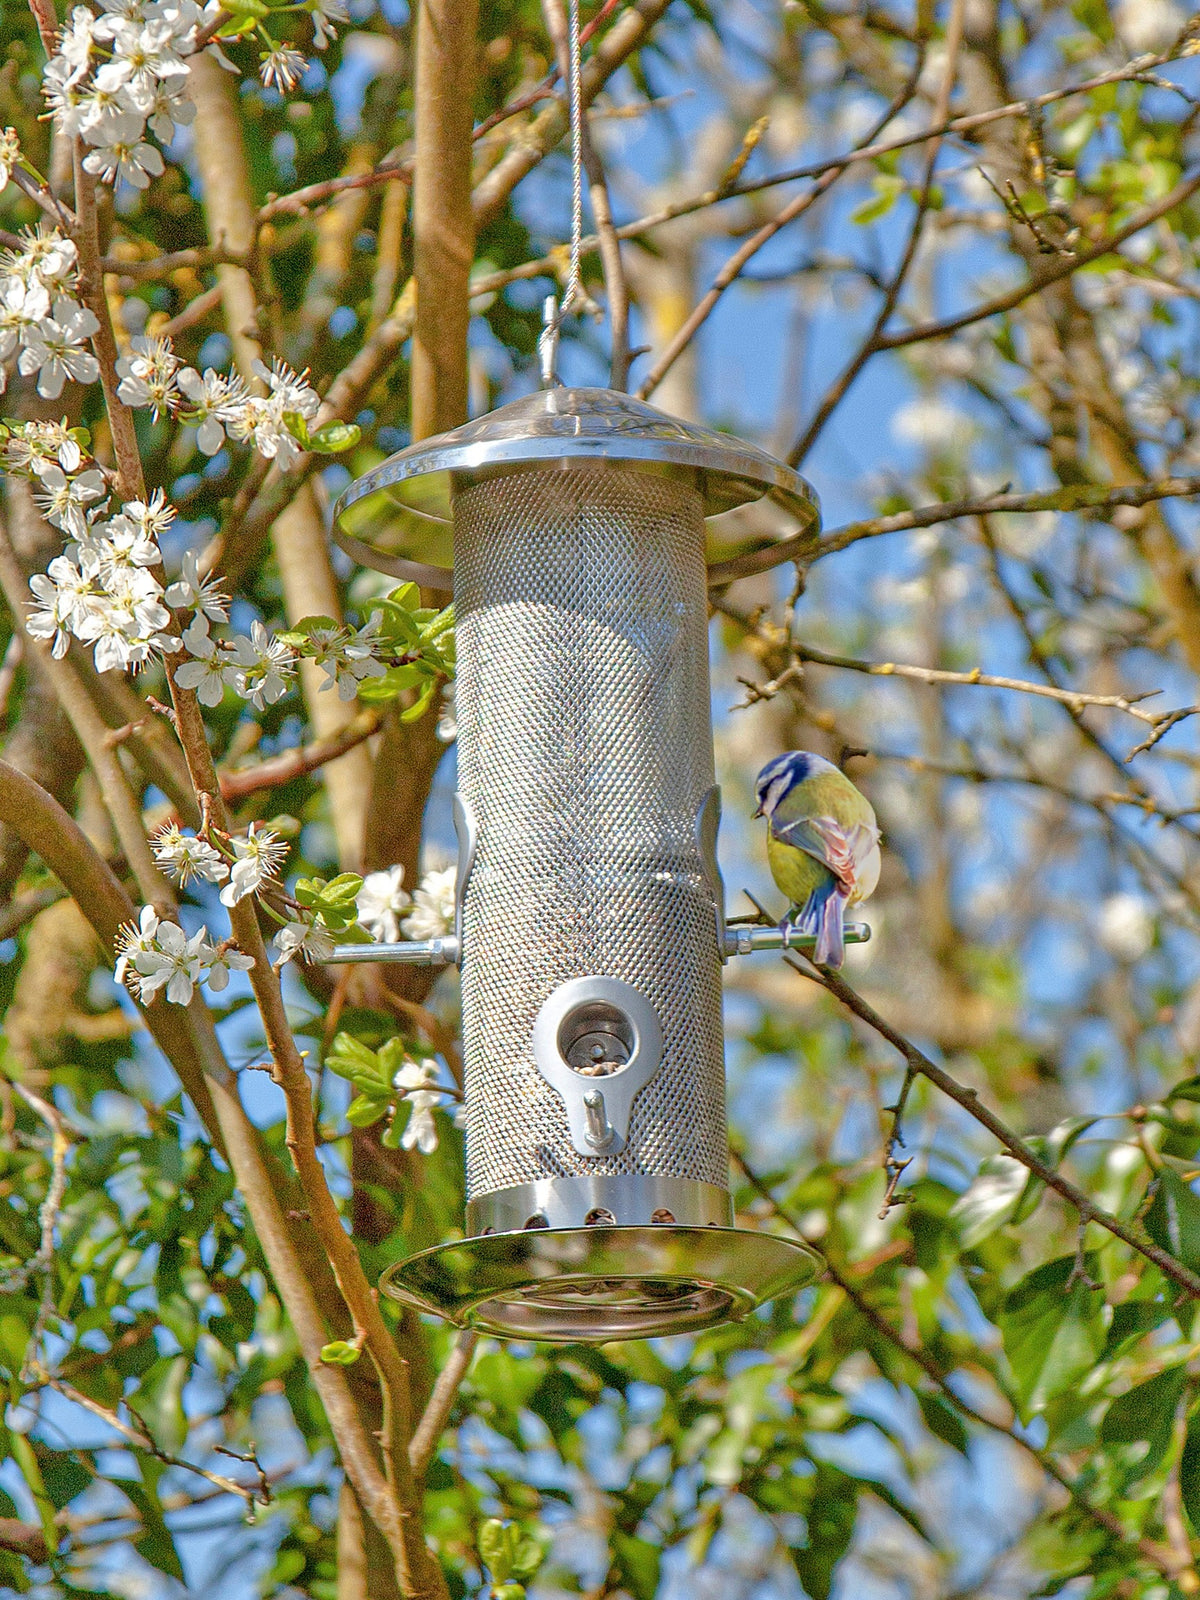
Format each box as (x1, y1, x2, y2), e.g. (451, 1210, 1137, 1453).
(752, 802, 763, 818)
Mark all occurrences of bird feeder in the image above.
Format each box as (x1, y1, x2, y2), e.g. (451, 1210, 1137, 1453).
(328, 386, 867, 1342)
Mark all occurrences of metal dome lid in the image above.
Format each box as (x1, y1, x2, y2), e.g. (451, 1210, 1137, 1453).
(332, 386, 821, 588)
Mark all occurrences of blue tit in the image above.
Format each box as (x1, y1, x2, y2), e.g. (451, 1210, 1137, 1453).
(754, 750, 881, 968)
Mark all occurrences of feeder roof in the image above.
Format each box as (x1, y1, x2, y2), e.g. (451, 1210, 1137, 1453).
(332, 386, 820, 588)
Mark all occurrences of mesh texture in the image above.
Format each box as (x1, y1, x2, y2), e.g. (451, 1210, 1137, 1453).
(455, 465, 728, 1198)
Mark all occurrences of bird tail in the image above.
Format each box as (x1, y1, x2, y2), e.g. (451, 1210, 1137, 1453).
(795, 878, 850, 967)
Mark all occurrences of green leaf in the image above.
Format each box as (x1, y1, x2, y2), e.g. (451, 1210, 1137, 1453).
(1100, 1364, 1185, 1477)
(323, 873, 364, 903)
(788, 1464, 858, 1600)
(611, 1532, 661, 1600)
(479, 1519, 514, 1583)
(1181, 1406, 1200, 1536)
(356, 664, 428, 703)
(850, 172, 906, 224)
(134, 1354, 189, 1454)
(320, 1340, 362, 1366)
(491, 1587, 526, 1600)
(400, 678, 438, 722)
(308, 421, 362, 454)
(998, 1255, 1104, 1416)
(346, 1093, 390, 1127)
(1145, 1170, 1200, 1272)
(950, 1153, 1028, 1247)
(327, 1033, 387, 1086)
(282, 410, 311, 448)
(917, 1392, 970, 1454)
(124, 1463, 186, 1585)
(510, 1536, 546, 1581)
(704, 1362, 775, 1485)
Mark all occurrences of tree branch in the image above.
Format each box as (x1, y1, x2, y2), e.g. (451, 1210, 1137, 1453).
(787, 955, 1200, 1299)
(731, 1151, 1193, 1584)
(408, 1332, 478, 1482)
(709, 474, 1200, 585)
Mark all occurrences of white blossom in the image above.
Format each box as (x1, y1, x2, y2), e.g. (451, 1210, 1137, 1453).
(436, 684, 456, 743)
(151, 822, 229, 887)
(393, 1058, 442, 1154)
(0, 278, 49, 364)
(116, 334, 181, 417)
(17, 299, 100, 399)
(401, 865, 456, 942)
(165, 550, 229, 621)
(58, 6, 101, 79)
(310, 0, 349, 48)
(95, 512, 162, 572)
(32, 465, 107, 541)
(130, 918, 209, 1006)
(274, 915, 335, 966)
(218, 821, 289, 908)
(42, 58, 88, 138)
(93, 0, 148, 37)
(74, 564, 175, 672)
(0, 129, 20, 190)
(259, 45, 306, 93)
(145, 0, 213, 48)
(76, 89, 145, 150)
(95, 19, 189, 114)
(82, 130, 165, 189)
(27, 554, 95, 657)
(113, 904, 161, 998)
(5, 419, 85, 478)
(174, 613, 233, 705)
(1099, 892, 1155, 962)
(302, 619, 387, 700)
(123, 488, 175, 544)
(4, 227, 79, 293)
(176, 366, 247, 455)
(356, 866, 411, 943)
(1114, 0, 1186, 52)
(144, 73, 196, 141)
(227, 620, 295, 709)
(228, 358, 319, 470)
(202, 942, 255, 991)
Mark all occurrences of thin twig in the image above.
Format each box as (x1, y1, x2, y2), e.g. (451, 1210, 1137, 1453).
(637, 43, 929, 401)
(217, 710, 381, 800)
(408, 1331, 478, 1480)
(788, 0, 966, 466)
(786, 643, 1193, 733)
(710, 473, 1200, 584)
(786, 954, 1200, 1299)
(875, 165, 1200, 354)
(39, 1378, 269, 1505)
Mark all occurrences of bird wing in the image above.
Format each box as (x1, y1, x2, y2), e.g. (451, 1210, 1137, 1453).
(771, 815, 881, 899)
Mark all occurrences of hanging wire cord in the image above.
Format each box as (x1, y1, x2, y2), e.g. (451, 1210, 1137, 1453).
(538, 0, 585, 385)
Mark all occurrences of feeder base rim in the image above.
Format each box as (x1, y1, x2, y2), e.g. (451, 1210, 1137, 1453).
(379, 1225, 820, 1343)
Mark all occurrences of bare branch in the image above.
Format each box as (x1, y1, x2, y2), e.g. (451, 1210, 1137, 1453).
(709, 474, 1200, 585)
(408, 1331, 478, 1481)
(218, 710, 382, 802)
(784, 642, 1194, 735)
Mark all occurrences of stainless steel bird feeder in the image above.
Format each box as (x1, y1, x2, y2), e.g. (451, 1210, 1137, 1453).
(329, 387, 864, 1343)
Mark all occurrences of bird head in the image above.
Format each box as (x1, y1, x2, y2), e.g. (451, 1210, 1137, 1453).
(754, 750, 830, 818)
